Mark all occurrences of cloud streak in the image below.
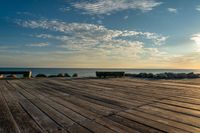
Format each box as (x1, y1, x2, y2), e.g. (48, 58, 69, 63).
(196, 5, 200, 11)
(15, 19, 170, 67)
(167, 8, 177, 13)
(72, 0, 162, 15)
(17, 19, 167, 47)
(191, 34, 200, 45)
(191, 33, 200, 51)
(26, 42, 49, 47)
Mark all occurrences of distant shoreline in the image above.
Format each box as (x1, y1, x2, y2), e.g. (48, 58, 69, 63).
(0, 71, 200, 80)
(0, 67, 199, 70)
(0, 68, 199, 77)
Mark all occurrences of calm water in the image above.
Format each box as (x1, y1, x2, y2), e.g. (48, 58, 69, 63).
(0, 68, 200, 77)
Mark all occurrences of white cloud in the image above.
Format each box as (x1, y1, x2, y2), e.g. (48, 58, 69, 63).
(167, 8, 177, 13)
(17, 19, 167, 46)
(59, 7, 71, 12)
(73, 0, 162, 15)
(142, 32, 168, 45)
(191, 33, 200, 51)
(0, 46, 17, 49)
(26, 42, 49, 47)
(196, 5, 200, 11)
(16, 19, 169, 66)
(17, 12, 33, 15)
(191, 34, 200, 45)
(97, 20, 103, 24)
(124, 15, 129, 20)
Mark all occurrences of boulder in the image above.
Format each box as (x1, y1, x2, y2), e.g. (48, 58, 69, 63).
(35, 74, 47, 78)
(6, 74, 17, 78)
(72, 73, 78, 77)
(64, 73, 71, 77)
(57, 73, 64, 77)
(48, 75, 57, 78)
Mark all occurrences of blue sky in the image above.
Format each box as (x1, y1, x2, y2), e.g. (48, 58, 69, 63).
(1, 0, 200, 68)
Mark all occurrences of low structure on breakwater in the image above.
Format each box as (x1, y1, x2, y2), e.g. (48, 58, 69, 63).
(0, 71, 32, 78)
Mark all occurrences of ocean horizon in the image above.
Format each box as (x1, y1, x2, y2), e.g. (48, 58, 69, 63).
(0, 68, 199, 77)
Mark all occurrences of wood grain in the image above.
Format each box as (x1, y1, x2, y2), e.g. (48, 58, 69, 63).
(0, 77, 200, 133)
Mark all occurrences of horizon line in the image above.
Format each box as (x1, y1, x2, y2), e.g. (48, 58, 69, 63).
(0, 67, 199, 70)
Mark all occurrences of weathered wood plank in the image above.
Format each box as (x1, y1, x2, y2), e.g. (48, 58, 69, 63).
(11, 81, 88, 123)
(139, 105, 200, 128)
(40, 79, 146, 108)
(1, 82, 44, 133)
(10, 81, 75, 128)
(0, 82, 20, 133)
(117, 111, 189, 133)
(15, 80, 101, 120)
(6, 82, 65, 133)
(18, 80, 142, 133)
(2, 77, 200, 133)
(94, 117, 142, 133)
(151, 102, 200, 118)
(12, 80, 108, 132)
(126, 109, 200, 133)
(18, 79, 144, 131)
(159, 99, 200, 111)
(80, 119, 116, 133)
(67, 123, 92, 133)
(109, 115, 165, 133)
(26, 80, 123, 116)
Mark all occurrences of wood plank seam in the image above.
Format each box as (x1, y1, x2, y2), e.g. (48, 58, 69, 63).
(12, 81, 98, 133)
(0, 86, 21, 133)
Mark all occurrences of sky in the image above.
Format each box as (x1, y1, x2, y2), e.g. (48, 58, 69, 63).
(1, 0, 200, 68)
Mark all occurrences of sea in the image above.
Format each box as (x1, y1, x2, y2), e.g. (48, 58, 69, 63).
(0, 68, 200, 77)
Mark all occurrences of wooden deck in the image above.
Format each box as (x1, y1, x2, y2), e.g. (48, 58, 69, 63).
(1, 78, 200, 133)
